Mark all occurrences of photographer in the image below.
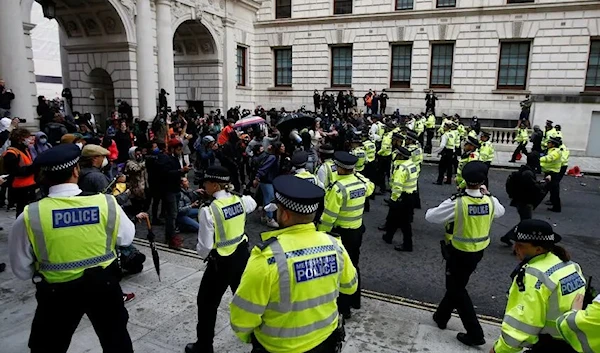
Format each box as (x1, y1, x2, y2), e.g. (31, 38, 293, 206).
(0, 79, 15, 117)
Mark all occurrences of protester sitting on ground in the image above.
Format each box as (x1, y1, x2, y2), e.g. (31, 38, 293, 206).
(177, 177, 202, 232)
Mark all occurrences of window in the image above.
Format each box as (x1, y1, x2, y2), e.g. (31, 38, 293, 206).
(275, 0, 291, 19)
(236, 46, 246, 86)
(274, 48, 292, 86)
(396, 0, 413, 10)
(585, 40, 600, 91)
(331, 46, 352, 87)
(507, 0, 534, 3)
(436, 0, 455, 7)
(391, 44, 412, 88)
(334, 0, 352, 15)
(497, 42, 530, 90)
(430, 43, 454, 88)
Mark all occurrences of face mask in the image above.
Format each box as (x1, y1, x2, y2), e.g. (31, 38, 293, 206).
(101, 157, 109, 168)
(152, 147, 160, 154)
(76, 142, 83, 149)
(39, 138, 47, 145)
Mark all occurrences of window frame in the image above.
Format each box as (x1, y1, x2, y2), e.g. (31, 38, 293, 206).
(330, 45, 353, 88)
(585, 39, 600, 92)
(390, 43, 413, 88)
(496, 41, 531, 90)
(236, 46, 247, 87)
(436, 0, 456, 8)
(275, 0, 291, 19)
(274, 47, 293, 87)
(395, 0, 413, 10)
(429, 42, 454, 89)
(334, 0, 352, 15)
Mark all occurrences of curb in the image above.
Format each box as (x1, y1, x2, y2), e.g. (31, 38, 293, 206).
(133, 238, 503, 325)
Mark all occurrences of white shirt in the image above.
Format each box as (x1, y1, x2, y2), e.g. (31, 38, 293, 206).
(369, 124, 381, 142)
(8, 183, 135, 280)
(294, 168, 325, 189)
(196, 190, 257, 259)
(425, 188, 505, 224)
(433, 133, 449, 154)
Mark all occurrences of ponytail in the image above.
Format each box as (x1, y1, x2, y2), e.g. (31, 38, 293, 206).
(551, 245, 571, 262)
(218, 182, 235, 193)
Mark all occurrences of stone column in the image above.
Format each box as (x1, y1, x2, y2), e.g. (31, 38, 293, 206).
(156, 0, 176, 109)
(58, 26, 73, 117)
(136, 0, 156, 120)
(222, 18, 237, 111)
(0, 0, 35, 119)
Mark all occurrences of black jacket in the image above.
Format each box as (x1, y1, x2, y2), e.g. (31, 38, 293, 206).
(510, 165, 545, 206)
(0, 89, 15, 110)
(531, 130, 543, 153)
(155, 153, 185, 193)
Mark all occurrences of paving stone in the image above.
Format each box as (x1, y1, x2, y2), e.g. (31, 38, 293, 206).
(127, 288, 197, 330)
(126, 262, 197, 291)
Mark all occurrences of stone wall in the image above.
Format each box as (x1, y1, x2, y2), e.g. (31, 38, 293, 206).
(253, 1, 600, 120)
(174, 61, 223, 113)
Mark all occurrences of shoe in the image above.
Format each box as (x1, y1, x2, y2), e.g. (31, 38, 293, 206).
(185, 343, 213, 353)
(351, 303, 361, 310)
(169, 235, 184, 250)
(547, 207, 561, 213)
(432, 312, 447, 330)
(0, 263, 5, 273)
(122, 292, 135, 303)
(544, 200, 553, 206)
(340, 311, 352, 320)
(382, 236, 392, 244)
(394, 244, 413, 252)
(500, 236, 513, 247)
(432, 181, 443, 185)
(456, 333, 485, 346)
(377, 225, 387, 231)
(152, 219, 165, 226)
(266, 219, 279, 228)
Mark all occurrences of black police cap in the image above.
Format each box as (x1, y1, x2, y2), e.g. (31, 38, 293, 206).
(506, 219, 562, 243)
(273, 175, 324, 214)
(334, 151, 358, 170)
(291, 151, 309, 167)
(465, 136, 481, 148)
(35, 144, 81, 172)
(462, 161, 487, 185)
(202, 165, 230, 183)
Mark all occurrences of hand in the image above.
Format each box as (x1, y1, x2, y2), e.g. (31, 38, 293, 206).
(572, 293, 584, 311)
(191, 200, 200, 208)
(480, 185, 490, 195)
(135, 212, 148, 221)
(0, 177, 5, 186)
(545, 175, 551, 182)
(182, 166, 191, 173)
(195, 188, 206, 195)
(252, 179, 259, 188)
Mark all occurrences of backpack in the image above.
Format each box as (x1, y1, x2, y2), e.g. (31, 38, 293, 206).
(0, 147, 19, 175)
(46, 124, 65, 146)
(505, 170, 521, 198)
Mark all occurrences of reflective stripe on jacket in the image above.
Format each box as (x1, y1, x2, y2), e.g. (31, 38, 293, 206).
(318, 174, 374, 232)
(208, 195, 248, 256)
(444, 195, 494, 251)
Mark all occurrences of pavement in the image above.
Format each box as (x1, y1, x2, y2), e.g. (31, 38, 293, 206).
(0, 218, 501, 353)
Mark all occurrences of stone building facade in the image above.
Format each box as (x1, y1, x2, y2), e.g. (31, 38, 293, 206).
(1, 0, 600, 154)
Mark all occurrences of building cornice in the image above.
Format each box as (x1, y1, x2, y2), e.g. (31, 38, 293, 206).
(64, 42, 137, 54)
(254, 1, 599, 28)
(174, 59, 223, 66)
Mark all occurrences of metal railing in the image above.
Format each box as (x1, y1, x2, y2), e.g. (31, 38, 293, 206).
(433, 126, 526, 146)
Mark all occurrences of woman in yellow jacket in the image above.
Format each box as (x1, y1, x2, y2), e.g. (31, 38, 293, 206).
(556, 293, 600, 353)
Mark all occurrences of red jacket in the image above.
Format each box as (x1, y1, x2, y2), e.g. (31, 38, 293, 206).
(218, 125, 233, 145)
(108, 140, 119, 161)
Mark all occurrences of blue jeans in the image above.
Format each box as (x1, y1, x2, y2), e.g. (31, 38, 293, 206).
(259, 183, 275, 219)
(177, 208, 199, 232)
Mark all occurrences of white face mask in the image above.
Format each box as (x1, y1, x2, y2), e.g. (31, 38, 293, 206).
(39, 138, 47, 144)
(76, 142, 83, 149)
(101, 157, 109, 168)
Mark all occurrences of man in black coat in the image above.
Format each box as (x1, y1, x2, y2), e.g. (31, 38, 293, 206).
(425, 89, 438, 116)
(313, 90, 321, 112)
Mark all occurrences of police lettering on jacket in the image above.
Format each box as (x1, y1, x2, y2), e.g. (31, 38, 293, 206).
(294, 254, 339, 283)
(52, 207, 100, 228)
(560, 273, 586, 296)
(468, 204, 490, 216)
(349, 188, 366, 199)
(222, 202, 244, 220)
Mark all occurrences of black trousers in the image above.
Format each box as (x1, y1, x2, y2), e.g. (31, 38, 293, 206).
(545, 172, 561, 211)
(418, 133, 425, 148)
(453, 147, 461, 173)
(511, 142, 527, 161)
(435, 247, 484, 340)
(251, 330, 339, 353)
(150, 187, 165, 220)
(164, 191, 180, 241)
(377, 155, 392, 191)
(13, 185, 37, 217)
(195, 242, 250, 350)
(527, 335, 577, 353)
(425, 129, 435, 154)
(483, 161, 491, 188)
(29, 265, 133, 353)
(516, 203, 534, 221)
(334, 226, 364, 314)
(437, 149, 454, 184)
(383, 196, 414, 249)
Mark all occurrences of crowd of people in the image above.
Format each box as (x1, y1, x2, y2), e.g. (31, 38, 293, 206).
(2, 83, 598, 353)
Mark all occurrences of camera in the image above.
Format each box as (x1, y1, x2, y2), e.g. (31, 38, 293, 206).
(18, 118, 26, 123)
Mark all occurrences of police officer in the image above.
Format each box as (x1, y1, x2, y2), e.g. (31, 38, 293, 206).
(230, 175, 358, 353)
(414, 114, 425, 147)
(456, 136, 481, 189)
(377, 124, 394, 192)
(540, 136, 563, 213)
(316, 144, 338, 189)
(556, 293, 600, 353)
(479, 131, 494, 166)
(319, 151, 374, 319)
(405, 131, 423, 209)
(8, 144, 134, 353)
(383, 146, 418, 252)
(349, 136, 366, 174)
(362, 134, 377, 194)
(292, 151, 323, 188)
(425, 161, 505, 347)
(542, 120, 558, 149)
(186, 166, 257, 353)
(434, 122, 457, 185)
(424, 110, 436, 154)
(510, 122, 530, 163)
(491, 219, 585, 353)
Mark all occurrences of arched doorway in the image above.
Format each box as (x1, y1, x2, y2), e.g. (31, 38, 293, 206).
(87, 68, 115, 131)
(173, 20, 221, 115)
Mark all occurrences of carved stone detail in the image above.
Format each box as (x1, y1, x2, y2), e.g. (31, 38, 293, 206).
(172, 1, 190, 22)
(119, 0, 136, 19)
